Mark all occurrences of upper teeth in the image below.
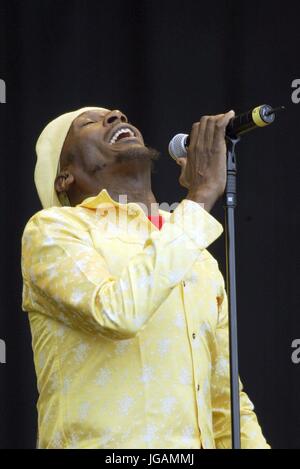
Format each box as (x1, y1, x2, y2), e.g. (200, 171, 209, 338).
(109, 127, 135, 144)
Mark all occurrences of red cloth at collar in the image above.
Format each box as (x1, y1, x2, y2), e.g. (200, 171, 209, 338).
(147, 215, 165, 230)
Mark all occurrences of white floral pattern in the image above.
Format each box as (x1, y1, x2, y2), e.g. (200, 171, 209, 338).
(21, 189, 269, 449)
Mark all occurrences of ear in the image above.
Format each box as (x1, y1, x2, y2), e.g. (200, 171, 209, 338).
(54, 170, 75, 194)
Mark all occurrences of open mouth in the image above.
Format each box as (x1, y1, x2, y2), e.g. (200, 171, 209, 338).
(109, 127, 137, 145)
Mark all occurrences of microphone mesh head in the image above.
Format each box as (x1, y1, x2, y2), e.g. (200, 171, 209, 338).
(168, 133, 188, 160)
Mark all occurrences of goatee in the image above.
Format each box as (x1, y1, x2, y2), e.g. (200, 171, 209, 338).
(115, 146, 160, 165)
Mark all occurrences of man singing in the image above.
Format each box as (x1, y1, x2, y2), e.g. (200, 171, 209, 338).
(21, 106, 269, 449)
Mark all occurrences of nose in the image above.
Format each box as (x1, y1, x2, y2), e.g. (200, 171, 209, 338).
(103, 109, 128, 126)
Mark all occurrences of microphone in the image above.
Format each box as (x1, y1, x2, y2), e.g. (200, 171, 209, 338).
(168, 104, 285, 160)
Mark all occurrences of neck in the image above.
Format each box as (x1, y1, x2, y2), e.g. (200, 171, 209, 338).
(70, 158, 158, 215)
(103, 161, 158, 215)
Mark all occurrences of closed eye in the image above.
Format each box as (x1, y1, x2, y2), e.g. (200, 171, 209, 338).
(82, 120, 97, 126)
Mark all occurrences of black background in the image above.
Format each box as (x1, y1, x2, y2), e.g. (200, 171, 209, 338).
(0, 0, 299, 449)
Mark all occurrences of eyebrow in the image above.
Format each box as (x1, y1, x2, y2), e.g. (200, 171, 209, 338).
(77, 111, 108, 122)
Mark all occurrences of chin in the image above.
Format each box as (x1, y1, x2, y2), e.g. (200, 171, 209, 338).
(116, 145, 160, 163)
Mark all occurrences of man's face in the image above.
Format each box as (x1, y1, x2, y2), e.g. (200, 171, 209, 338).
(56, 108, 158, 205)
(63, 108, 145, 166)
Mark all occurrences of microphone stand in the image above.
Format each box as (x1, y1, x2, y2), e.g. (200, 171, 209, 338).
(224, 135, 241, 449)
(222, 105, 285, 448)
(170, 103, 283, 448)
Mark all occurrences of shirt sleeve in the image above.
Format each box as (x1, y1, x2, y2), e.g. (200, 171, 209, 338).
(21, 200, 223, 340)
(211, 293, 270, 449)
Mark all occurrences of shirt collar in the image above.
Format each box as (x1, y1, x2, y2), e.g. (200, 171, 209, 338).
(77, 188, 171, 220)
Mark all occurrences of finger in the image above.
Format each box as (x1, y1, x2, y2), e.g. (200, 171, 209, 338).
(176, 156, 187, 167)
(196, 115, 209, 155)
(214, 110, 235, 143)
(188, 122, 200, 153)
(204, 115, 225, 151)
(216, 110, 235, 130)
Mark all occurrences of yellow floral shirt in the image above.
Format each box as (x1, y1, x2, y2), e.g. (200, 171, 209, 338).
(21, 189, 269, 449)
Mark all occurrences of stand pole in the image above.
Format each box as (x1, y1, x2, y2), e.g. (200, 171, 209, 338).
(224, 136, 241, 449)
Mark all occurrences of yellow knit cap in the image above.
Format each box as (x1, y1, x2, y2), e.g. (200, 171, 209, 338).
(34, 106, 109, 208)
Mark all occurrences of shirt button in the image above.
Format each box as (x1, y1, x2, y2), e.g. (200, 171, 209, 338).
(128, 207, 138, 216)
(192, 333, 196, 339)
(98, 209, 107, 216)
